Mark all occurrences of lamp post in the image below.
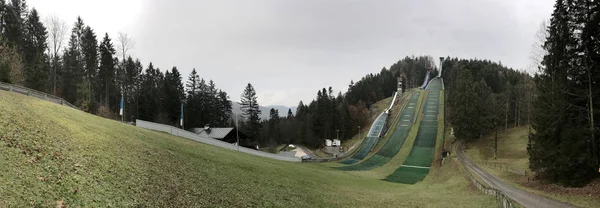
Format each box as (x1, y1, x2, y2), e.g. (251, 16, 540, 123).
(336, 129, 339, 141)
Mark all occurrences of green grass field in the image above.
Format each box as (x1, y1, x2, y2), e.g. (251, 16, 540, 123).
(0, 90, 497, 207)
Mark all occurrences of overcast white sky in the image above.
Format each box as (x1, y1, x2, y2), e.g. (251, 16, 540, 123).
(29, 0, 553, 107)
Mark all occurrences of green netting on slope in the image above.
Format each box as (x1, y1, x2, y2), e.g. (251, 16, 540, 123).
(339, 110, 390, 165)
(339, 136, 379, 165)
(339, 93, 420, 170)
(384, 79, 442, 184)
(401, 146, 435, 167)
(383, 167, 430, 184)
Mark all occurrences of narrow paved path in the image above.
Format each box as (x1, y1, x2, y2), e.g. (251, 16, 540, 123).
(457, 144, 577, 208)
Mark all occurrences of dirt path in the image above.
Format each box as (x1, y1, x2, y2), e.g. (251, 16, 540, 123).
(457, 144, 577, 208)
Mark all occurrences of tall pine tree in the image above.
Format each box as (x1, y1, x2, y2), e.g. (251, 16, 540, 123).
(240, 83, 261, 142)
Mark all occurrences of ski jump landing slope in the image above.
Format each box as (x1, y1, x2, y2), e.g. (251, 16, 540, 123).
(339, 92, 398, 165)
(339, 92, 420, 171)
(384, 78, 443, 184)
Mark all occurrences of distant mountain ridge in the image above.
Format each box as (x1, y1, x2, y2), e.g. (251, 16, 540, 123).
(231, 102, 296, 121)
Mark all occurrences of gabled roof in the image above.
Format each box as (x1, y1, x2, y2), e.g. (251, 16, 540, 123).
(192, 127, 234, 139)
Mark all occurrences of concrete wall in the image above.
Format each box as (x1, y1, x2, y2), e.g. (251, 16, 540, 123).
(136, 120, 301, 162)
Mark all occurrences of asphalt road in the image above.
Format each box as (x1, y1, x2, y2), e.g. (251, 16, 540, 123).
(457, 144, 577, 208)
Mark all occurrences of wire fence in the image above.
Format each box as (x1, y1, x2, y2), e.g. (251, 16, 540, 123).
(0, 81, 78, 109)
(136, 119, 301, 162)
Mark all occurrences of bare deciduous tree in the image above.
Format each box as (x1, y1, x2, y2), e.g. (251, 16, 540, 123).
(45, 14, 69, 95)
(117, 32, 135, 62)
(528, 19, 550, 75)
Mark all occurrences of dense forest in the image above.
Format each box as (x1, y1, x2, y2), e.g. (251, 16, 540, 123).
(258, 56, 436, 148)
(528, 0, 600, 187)
(442, 58, 535, 143)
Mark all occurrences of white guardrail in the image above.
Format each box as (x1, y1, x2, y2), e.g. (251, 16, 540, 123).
(136, 119, 301, 162)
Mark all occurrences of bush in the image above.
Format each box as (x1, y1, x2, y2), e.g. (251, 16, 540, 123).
(97, 104, 117, 120)
(0, 43, 23, 84)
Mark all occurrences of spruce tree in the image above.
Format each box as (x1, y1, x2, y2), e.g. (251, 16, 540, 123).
(22, 8, 48, 91)
(161, 67, 184, 125)
(529, 0, 598, 186)
(184, 69, 200, 129)
(79, 26, 98, 111)
(240, 83, 261, 142)
(98, 33, 116, 107)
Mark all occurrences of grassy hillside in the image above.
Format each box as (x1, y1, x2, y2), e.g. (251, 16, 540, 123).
(465, 127, 600, 208)
(0, 90, 495, 207)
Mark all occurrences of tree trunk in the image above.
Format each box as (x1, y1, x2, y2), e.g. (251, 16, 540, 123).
(505, 98, 509, 131)
(494, 127, 498, 159)
(106, 78, 109, 106)
(515, 98, 518, 127)
(587, 65, 597, 167)
(528, 92, 532, 135)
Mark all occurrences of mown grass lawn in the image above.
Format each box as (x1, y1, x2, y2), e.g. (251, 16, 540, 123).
(0, 90, 495, 207)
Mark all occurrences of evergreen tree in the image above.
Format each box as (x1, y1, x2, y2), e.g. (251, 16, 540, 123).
(529, 0, 598, 186)
(449, 67, 480, 141)
(240, 83, 261, 142)
(22, 8, 47, 91)
(98, 33, 116, 107)
(4, 0, 26, 51)
(287, 108, 293, 119)
(138, 63, 163, 122)
(62, 32, 82, 103)
(216, 90, 232, 127)
(161, 67, 185, 125)
(79, 26, 98, 111)
(184, 68, 201, 129)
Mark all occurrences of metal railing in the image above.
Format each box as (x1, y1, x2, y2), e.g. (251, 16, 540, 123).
(0, 81, 78, 110)
(136, 119, 301, 162)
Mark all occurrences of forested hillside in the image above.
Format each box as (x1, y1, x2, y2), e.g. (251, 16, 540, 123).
(258, 56, 436, 148)
(442, 58, 534, 142)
